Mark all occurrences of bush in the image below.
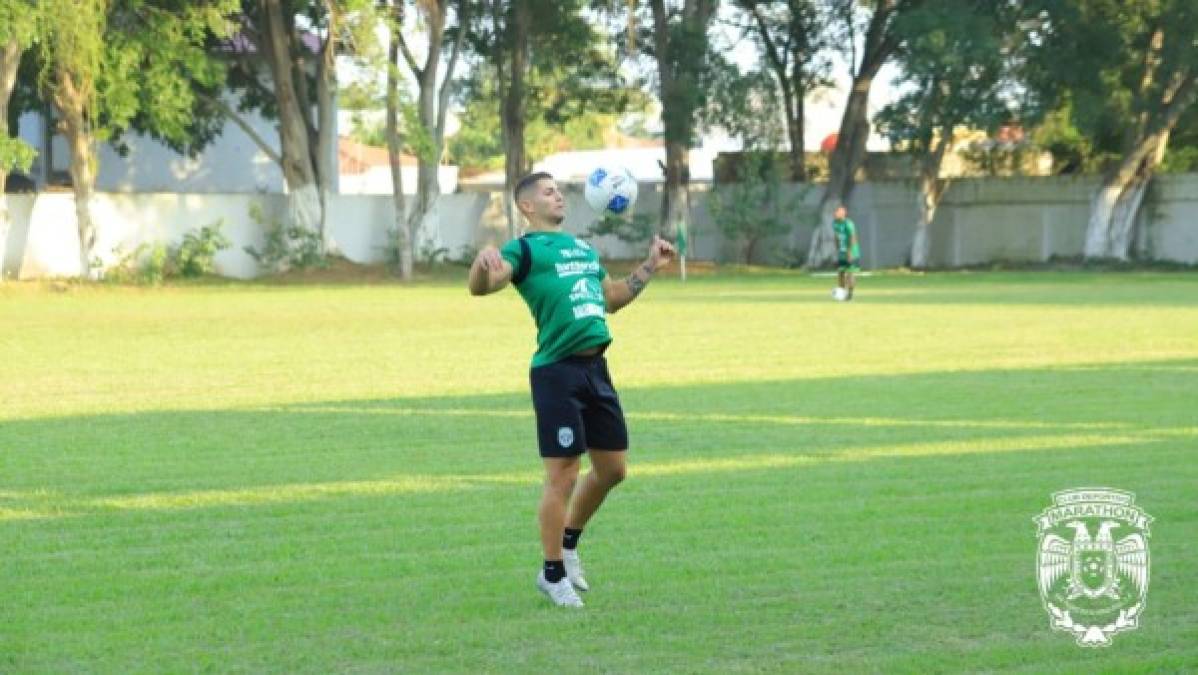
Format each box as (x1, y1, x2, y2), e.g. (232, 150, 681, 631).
(244, 203, 327, 273)
(104, 220, 230, 284)
(708, 153, 809, 264)
(174, 221, 231, 278)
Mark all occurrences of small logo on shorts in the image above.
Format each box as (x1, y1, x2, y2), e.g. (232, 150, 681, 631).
(557, 426, 575, 448)
(1034, 488, 1152, 646)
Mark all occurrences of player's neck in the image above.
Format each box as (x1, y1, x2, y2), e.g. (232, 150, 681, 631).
(526, 220, 563, 233)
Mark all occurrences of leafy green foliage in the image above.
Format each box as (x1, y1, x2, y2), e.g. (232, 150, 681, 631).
(175, 220, 231, 277)
(32, 0, 240, 156)
(448, 83, 637, 170)
(0, 135, 36, 173)
(1022, 0, 1198, 168)
(244, 203, 327, 273)
(0, 0, 39, 47)
(721, 1, 836, 166)
(708, 152, 809, 264)
(701, 58, 785, 150)
(876, 1, 1023, 159)
(105, 220, 230, 284)
(454, 0, 641, 171)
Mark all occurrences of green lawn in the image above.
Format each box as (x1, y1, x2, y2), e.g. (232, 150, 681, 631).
(2, 271, 1196, 673)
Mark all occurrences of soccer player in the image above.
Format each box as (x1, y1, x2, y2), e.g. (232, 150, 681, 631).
(468, 172, 676, 608)
(833, 204, 860, 300)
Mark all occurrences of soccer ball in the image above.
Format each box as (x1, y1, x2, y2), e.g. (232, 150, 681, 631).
(832, 287, 848, 302)
(584, 165, 638, 216)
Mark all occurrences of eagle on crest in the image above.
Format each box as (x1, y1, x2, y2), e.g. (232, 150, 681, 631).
(1038, 519, 1149, 602)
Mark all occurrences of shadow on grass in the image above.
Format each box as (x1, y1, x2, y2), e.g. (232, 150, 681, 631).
(1, 358, 1194, 521)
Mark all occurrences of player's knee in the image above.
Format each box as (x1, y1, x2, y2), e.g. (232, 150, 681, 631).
(545, 472, 576, 497)
(599, 463, 626, 487)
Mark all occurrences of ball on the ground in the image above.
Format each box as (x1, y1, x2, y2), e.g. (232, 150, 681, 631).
(832, 287, 848, 302)
(584, 165, 638, 216)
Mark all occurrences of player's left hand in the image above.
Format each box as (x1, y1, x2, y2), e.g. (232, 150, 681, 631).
(647, 235, 676, 270)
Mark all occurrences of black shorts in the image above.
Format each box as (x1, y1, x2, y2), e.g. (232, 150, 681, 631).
(529, 354, 629, 457)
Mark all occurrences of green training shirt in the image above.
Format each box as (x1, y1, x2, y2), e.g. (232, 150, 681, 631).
(500, 230, 612, 367)
(833, 217, 861, 260)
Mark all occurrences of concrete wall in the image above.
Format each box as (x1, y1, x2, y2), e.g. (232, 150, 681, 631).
(17, 105, 290, 194)
(4, 174, 1196, 279)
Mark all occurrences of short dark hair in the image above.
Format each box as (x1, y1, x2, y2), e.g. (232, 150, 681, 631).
(514, 172, 554, 202)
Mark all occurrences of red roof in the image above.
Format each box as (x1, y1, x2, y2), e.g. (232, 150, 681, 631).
(338, 136, 417, 175)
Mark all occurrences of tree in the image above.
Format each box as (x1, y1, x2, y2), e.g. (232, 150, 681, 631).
(876, 0, 1018, 268)
(35, 0, 237, 277)
(648, 0, 718, 237)
(368, 0, 413, 279)
(709, 152, 803, 263)
(462, 1, 635, 238)
(480, 0, 530, 240)
(0, 0, 38, 278)
(1027, 0, 1198, 260)
(392, 0, 468, 270)
(807, 0, 920, 267)
(221, 1, 378, 263)
(732, 0, 834, 180)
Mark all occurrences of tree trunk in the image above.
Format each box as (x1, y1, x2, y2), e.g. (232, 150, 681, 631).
(809, 80, 871, 266)
(408, 57, 442, 263)
(749, 4, 806, 181)
(910, 123, 952, 269)
(385, 21, 411, 280)
(402, 0, 466, 264)
(0, 36, 21, 277)
(651, 0, 716, 238)
(789, 88, 806, 181)
(1084, 75, 1196, 260)
(661, 137, 690, 239)
(315, 11, 339, 256)
(55, 72, 97, 278)
(500, 0, 530, 239)
(1090, 131, 1167, 260)
(807, 1, 897, 267)
(261, 0, 323, 258)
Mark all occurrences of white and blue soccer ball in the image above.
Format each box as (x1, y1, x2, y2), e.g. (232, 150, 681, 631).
(832, 287, 849, 302)
(584, 165, 638, 216)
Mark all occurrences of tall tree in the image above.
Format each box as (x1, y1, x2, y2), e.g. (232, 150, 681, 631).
(1027, 0, 1198, 260)
(876, 0, 1018, 268)
(222, 0, 375, 260)
(394, 0, 468, 265)
(380, 1, 411, 279)
(0, 0, 39, 278)
(37, 0, 106, 277)
(806, 0, 919, 267)
(35, 0, 237, 276)
(464, 0, 632, 238)
(491, 0, 530, 239)
(733, 0, 833, 180)
(648, 0, 718, 236)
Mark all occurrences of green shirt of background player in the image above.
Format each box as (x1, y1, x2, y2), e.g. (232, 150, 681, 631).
(832, 205, 860, 301)
(468, 172, 676, 608)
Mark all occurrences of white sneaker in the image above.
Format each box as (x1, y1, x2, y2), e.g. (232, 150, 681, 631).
(563, 549, 589, 592)
(536, 571, 584, 608)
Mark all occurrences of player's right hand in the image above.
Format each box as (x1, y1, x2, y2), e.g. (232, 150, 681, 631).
(475, 246, 504, 271)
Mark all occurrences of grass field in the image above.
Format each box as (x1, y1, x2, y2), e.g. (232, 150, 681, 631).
(2, 270, 1196, 673)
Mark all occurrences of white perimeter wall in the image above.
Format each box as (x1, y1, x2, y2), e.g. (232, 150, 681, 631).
(4, 174, 1197, 280)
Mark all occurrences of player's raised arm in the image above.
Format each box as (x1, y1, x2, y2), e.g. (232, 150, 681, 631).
(468, 245, 513, 296)
(603, 235, 675, 313)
